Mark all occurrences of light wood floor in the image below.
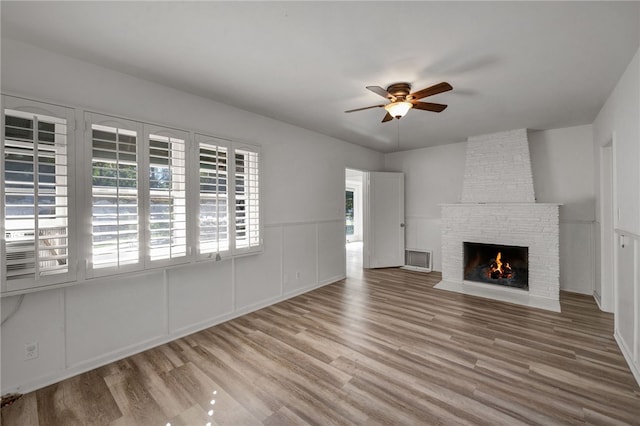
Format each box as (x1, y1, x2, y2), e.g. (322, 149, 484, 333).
(2, 267, 640, 425)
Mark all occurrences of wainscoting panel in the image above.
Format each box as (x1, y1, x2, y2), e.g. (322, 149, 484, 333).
(0, 219, 346, 394)
(317, 220, 347, 284)
(234, 226, 283, 310)
(616, 233, 636, 349)
(637, 240, 640, 379)
(283, 223, 318, 294)
(65, 272, 167, 367)
(0, 290, 66, 397)
(614, 229, 640, 385)
(167, 260, 234, 334)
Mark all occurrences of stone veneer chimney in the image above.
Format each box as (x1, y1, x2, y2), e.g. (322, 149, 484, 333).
(436, 129, 561, 312)
(461, 129, 535, 203)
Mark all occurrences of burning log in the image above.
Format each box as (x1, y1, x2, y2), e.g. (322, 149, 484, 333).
(488, 252, 513, 279)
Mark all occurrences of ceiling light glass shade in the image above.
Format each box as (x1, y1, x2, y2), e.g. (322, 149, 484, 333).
(384, 101, 413, 118)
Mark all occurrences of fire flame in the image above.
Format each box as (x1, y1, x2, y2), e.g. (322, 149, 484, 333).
(489, 252, 513, 279)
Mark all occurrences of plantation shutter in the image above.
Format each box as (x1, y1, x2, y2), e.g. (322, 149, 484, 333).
(87, 113, 142, 276)
(2, 97, 75, 291)
(145, 125, 188, 266)
(233, 145, 261, 253)
(196, 134, 229, 258)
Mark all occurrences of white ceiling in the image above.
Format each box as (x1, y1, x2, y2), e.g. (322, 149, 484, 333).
(2, 1, 639, 153)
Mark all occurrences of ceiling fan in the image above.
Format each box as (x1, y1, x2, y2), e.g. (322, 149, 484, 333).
(345, 81, 452, 122)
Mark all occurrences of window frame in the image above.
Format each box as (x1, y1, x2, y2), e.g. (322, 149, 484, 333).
(85, 112, 144, 279)
(194, 134, 231, 261)
(143, 124, 190, 269)
(232, 142, 262, 256)
(194, 136, 263, 261)
(1, 95, 77, 292)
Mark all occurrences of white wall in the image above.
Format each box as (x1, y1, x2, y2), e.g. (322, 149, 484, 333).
(529, 125, 595, 295)
(593, 47, 640, 385)
(0, 39, 384, 393)
(385, 125, 596, 295)
(385, 142, 466, 272)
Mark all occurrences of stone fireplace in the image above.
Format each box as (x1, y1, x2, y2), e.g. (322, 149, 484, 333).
(436, 129, 561, 312)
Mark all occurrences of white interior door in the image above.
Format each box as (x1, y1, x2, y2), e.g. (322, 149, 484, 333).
(364, 172, 405, 268)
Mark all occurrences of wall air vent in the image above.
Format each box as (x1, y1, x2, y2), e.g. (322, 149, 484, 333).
(402, 249, 432, 272)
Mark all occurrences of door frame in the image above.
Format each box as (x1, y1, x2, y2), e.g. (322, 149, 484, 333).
(345, 168, 405, 270)
(345, 168, 366, 270)
(599, 136, 616, 313)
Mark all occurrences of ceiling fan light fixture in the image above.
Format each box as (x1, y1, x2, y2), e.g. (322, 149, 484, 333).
(384, 101, 413, 118)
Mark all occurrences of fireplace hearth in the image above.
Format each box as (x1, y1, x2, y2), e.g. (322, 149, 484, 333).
(464, 242, 528, 290)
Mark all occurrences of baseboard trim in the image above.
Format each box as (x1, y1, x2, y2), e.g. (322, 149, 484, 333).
(593, 290, 603, 310)
(614, 330, 640, 387)
(283, 274, 346, 299)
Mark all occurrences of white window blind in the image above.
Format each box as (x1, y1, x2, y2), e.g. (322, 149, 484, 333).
(2, 97, 75, 291)
(233, 146, 261, 252)
(2, 95, 263, 295)
(197, 135, 229, 257)
(146, 126, 187, 265)
(88, 114, 141, 274)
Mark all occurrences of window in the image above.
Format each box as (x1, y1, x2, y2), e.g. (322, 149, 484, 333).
(2, 96, 262, 294)
(197, 135, 229, 257)
(146, 126, 188, 266)
(87, 114, 141, 276)
(196, 137, 261, 258)
(233, 145, 261, 253)
(2, 97, 75, 291)
(345, 190, 354, 236)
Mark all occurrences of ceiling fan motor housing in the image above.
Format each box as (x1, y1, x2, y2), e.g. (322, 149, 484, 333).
(386, 83, 412, 101)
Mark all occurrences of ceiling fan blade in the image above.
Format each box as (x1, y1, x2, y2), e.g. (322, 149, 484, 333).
(381, 112, 394, 122)
(411, 102, 448, 112)
(344, 104, 385, 113)
(366, 86, 393, 99)
(408, 82, 453, 100)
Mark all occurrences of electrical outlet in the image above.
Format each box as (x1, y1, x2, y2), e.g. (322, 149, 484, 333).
(295, 271, 301, 279)
(24, 341, 38, 361)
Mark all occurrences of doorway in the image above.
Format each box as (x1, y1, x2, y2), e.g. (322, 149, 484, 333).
(345, 168, 364, 276)
(345, 168, 406, 276)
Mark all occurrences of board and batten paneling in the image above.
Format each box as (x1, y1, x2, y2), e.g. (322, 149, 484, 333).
(614, 230, 640, 384)
(0, 220, 348, 394)
(65, 272, 167, 367)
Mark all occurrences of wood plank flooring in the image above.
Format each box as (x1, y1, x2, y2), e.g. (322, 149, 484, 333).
(2, 268, 640, 425)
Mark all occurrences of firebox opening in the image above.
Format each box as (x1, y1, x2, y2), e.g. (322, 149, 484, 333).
(463, 242, 528, 290)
